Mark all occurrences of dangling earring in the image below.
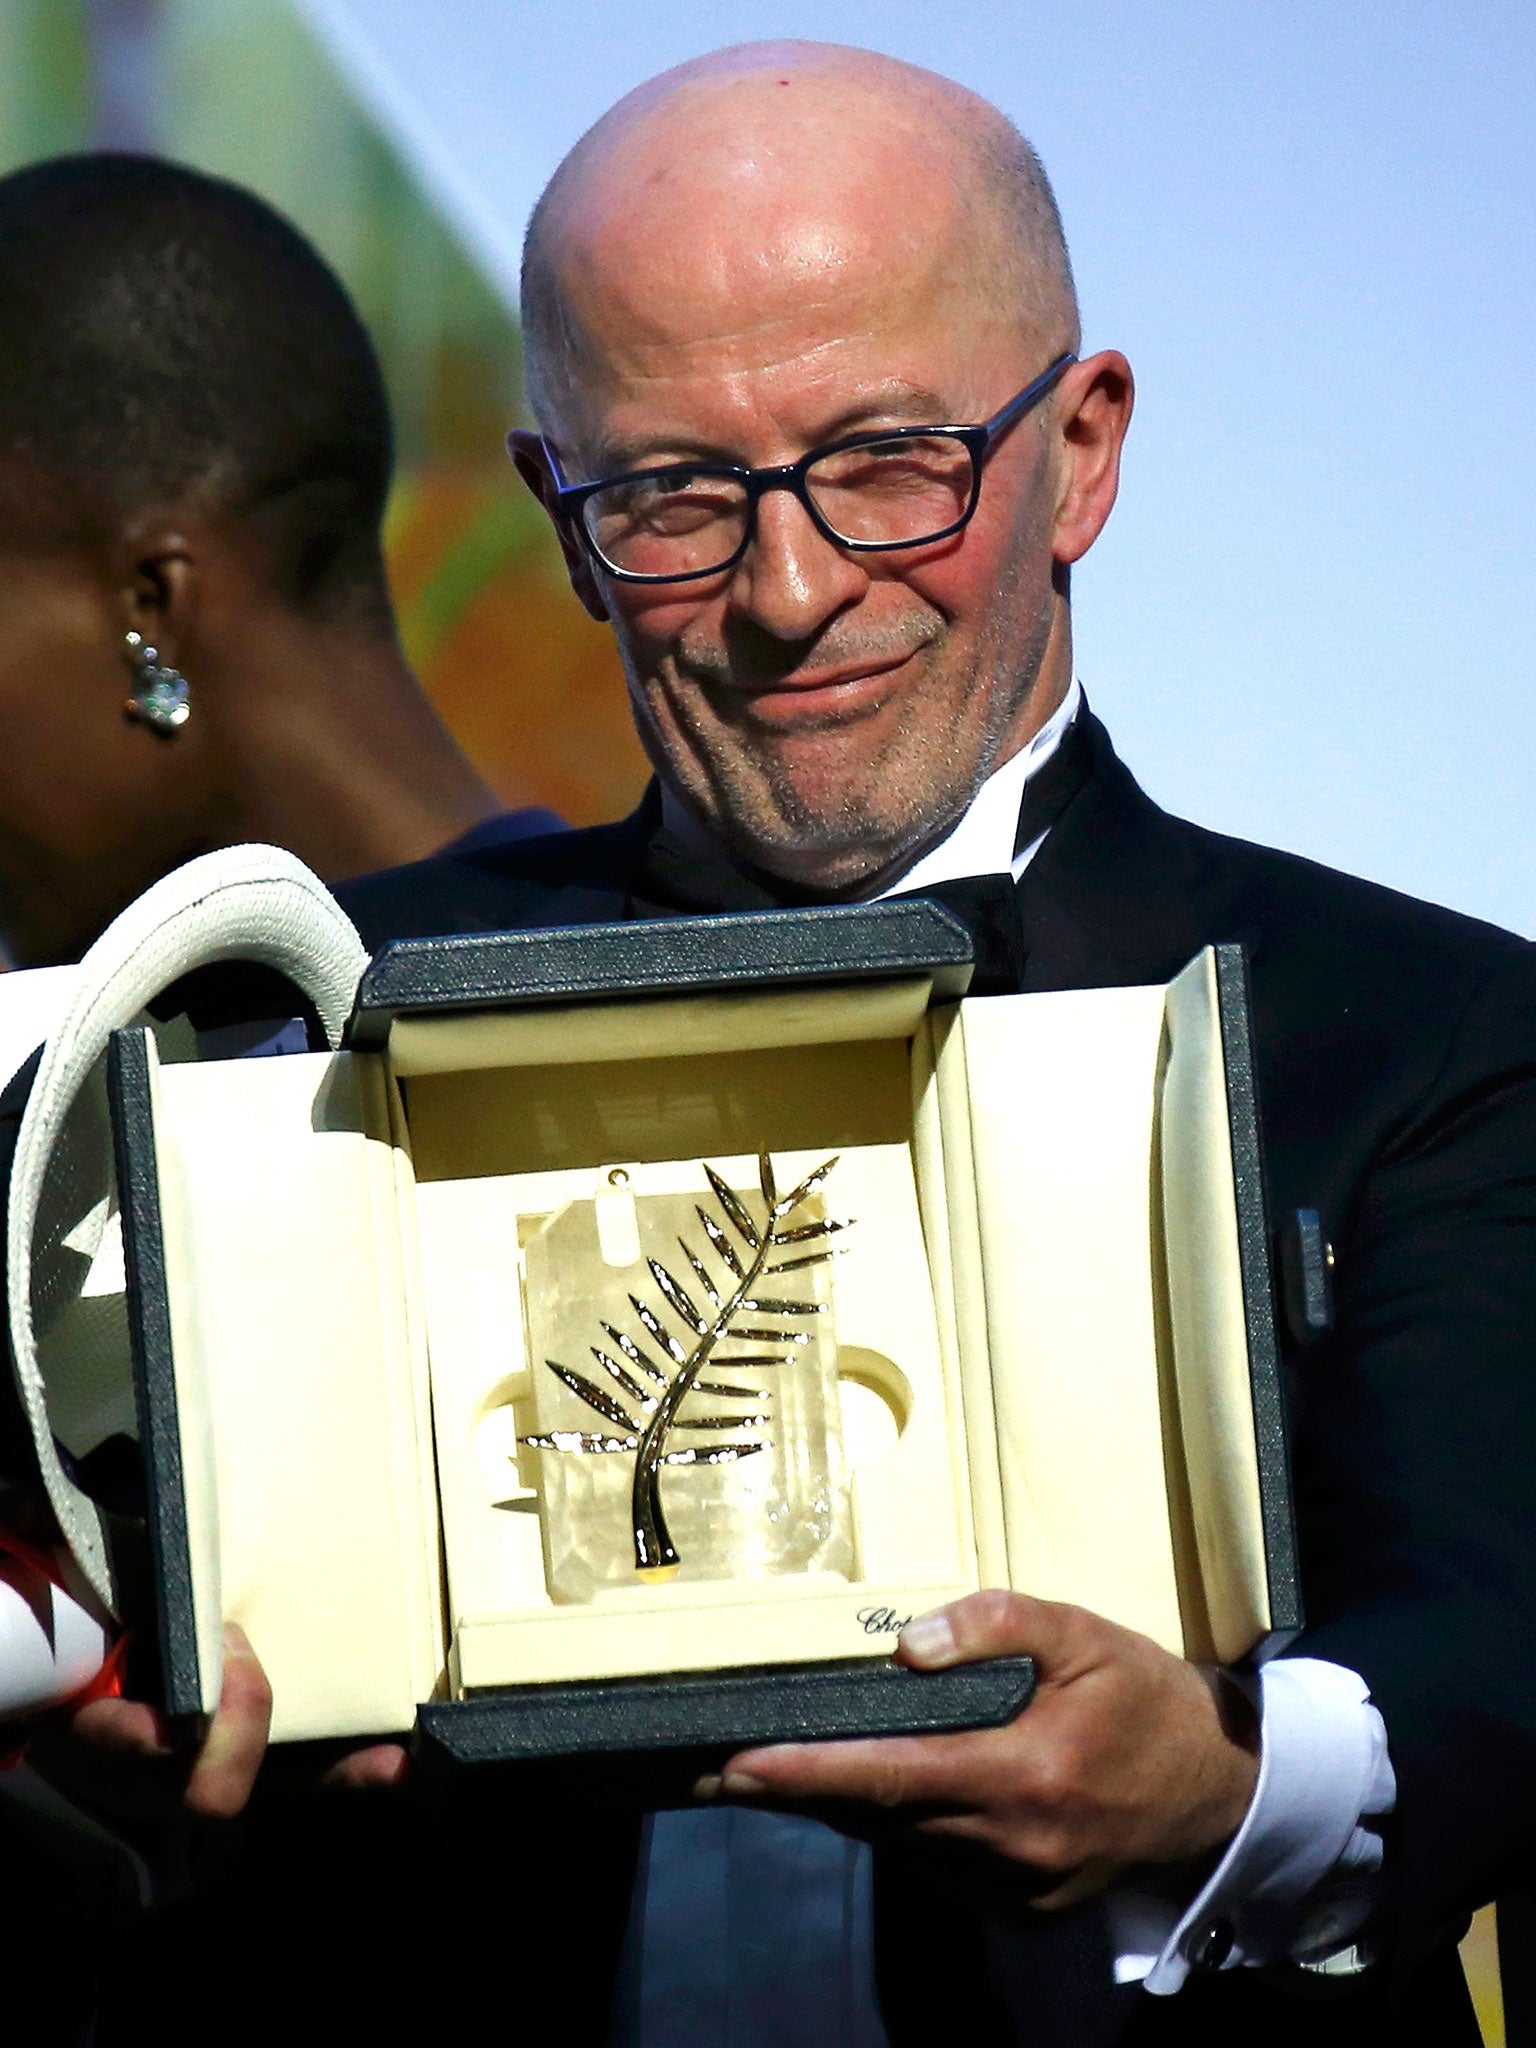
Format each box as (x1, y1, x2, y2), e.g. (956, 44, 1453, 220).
(123, 629, 190, 734)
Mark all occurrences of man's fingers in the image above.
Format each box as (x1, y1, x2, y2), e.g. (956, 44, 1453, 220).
(896, 1588, 1103, 1680)
(707, 1731, 978, 1810)
(907, 1804, 1108, 1880)
(33, 1625, 278, 1823)
(321, 1743, 410, 1791)
(67, 1696, 173, 1759)
(183, 1623, 272, 1820)
(1025, 1857, 1123, 1912)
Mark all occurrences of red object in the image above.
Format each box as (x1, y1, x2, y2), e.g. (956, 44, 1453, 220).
(0, 1524, 125, 1766)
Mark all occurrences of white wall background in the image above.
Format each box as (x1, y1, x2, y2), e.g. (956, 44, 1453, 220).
(299, 0, 1536, 933)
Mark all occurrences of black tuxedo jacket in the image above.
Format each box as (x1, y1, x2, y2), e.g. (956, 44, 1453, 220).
(335, 710, 1536, 2046)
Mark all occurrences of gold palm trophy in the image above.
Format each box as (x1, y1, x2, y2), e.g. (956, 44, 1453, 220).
(520, 1152, 855, 1599)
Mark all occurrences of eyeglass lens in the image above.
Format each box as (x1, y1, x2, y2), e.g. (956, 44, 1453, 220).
(582, 432, 976, 578)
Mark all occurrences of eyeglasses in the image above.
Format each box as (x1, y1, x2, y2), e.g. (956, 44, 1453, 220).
(541, 352, 1077, 586)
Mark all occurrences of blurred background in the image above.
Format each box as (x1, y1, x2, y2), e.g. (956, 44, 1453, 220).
(3, 0, 1531, 934)
(0, 3, 1525, 2035)
(0, 0, 650, 827)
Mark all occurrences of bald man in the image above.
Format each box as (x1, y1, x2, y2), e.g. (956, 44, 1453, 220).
(141, 39, 1531, 2048)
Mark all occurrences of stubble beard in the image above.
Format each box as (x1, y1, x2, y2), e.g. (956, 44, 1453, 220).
(625, 586, 1057, 892)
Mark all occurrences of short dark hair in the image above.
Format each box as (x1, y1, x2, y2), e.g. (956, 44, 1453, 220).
(0, 153, 394, 622)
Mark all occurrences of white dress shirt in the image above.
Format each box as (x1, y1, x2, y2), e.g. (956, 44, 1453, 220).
(868, 671, 1084, 898)
(631, 681, 1396, 2041)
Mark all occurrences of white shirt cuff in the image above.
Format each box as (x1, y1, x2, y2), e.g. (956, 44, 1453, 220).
(1106, 1657, 1396, 1994)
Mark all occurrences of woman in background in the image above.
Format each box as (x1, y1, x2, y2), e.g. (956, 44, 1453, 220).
(0, 152, 550, 972)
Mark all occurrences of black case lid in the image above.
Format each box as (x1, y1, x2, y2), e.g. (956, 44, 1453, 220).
(1211, 943, 1302, 1647)
(345, 900, 974, 1051)
(413, 1654, 1036, 1795)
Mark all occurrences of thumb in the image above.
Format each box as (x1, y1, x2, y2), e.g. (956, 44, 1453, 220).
(896, 1588, 1096, 1678)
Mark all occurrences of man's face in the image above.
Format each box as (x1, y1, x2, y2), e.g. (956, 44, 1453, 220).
(529, 157, 1091, 889)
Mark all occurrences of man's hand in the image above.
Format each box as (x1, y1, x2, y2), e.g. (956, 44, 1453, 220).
(29, 1623, 407, 1821)
(697, 1590, 1260, 1908)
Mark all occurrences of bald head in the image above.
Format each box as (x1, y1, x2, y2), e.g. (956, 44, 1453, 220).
(511, 42, 1128, 893)
(521, 41, 1078, 435)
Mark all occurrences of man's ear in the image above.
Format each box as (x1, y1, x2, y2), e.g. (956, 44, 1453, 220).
(117, 521, 198, 668)
(507, 429, 610, 623)
(1050, 351, 1134, 569)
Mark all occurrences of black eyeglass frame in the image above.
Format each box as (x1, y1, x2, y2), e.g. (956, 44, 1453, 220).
(540, 351, 1079, 586)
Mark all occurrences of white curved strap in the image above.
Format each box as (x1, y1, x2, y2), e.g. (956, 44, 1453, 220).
(7, 844, 369, 1609)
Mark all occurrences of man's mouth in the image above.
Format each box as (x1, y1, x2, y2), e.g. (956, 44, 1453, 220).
(727, 650, 919, 726)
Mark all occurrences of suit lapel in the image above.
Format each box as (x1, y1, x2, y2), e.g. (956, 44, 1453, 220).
(1013, 714, 1222, 992)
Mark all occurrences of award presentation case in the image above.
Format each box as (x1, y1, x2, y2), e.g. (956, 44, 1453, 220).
(100, 898, 1298, 1771)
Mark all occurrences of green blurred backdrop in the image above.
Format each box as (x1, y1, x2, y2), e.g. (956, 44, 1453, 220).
(0, 0, 647, 824)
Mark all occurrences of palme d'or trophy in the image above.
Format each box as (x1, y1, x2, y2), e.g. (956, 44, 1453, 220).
(10, 862, 1296, 1782)
(519, 1153, 854, 1599)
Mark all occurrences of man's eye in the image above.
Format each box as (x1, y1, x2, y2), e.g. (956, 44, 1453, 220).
(606, 477, 739, 534)
(814, 438, 968, 492)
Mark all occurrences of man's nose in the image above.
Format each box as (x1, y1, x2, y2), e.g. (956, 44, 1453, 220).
(726, 486, 868, 640)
